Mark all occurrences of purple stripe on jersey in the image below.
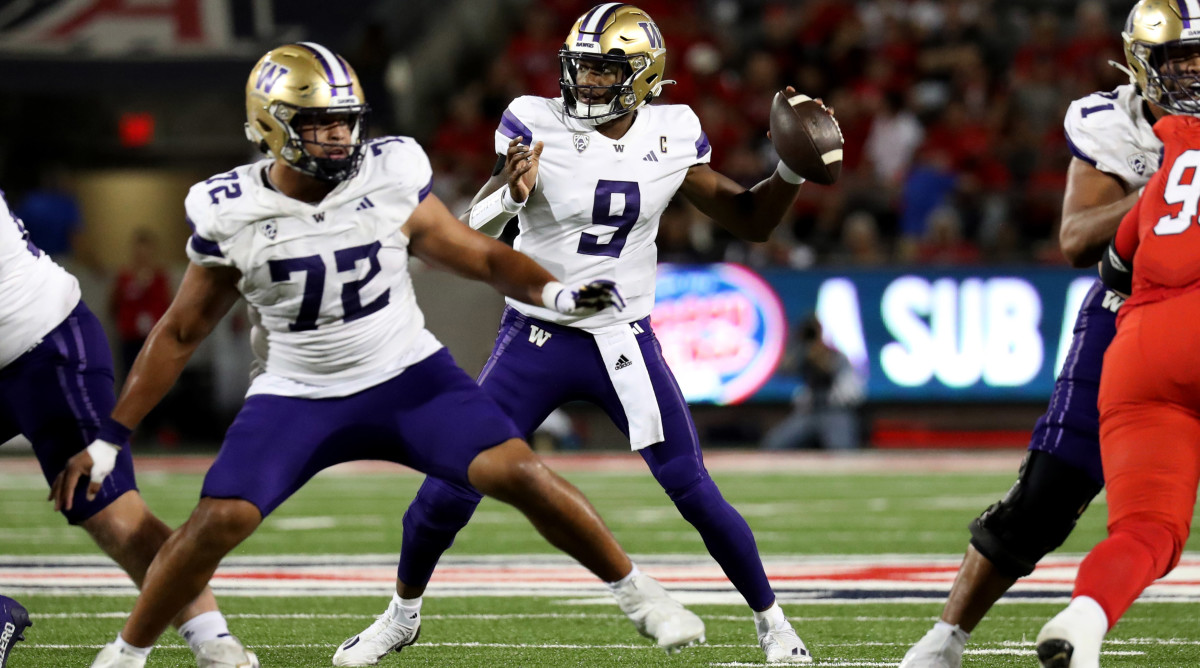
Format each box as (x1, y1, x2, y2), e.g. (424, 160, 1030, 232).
(499, 110, 534, 145)
(298, 43, 338, 87)
(695, 131, 711, 159)
(1064, 132, 1097, 168)
(419, 178, 433, 202)
(189, 233, 224, 258)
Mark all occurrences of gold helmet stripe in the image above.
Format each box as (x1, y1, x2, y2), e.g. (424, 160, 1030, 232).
(297, 41, 354, 92)
(579, 3, 625, 42)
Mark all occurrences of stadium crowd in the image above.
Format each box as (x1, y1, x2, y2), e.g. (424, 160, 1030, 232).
(414, 0, 1128, 268)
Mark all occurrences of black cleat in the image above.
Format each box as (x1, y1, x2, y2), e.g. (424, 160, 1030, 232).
(1036, 638, 1074, 668)
(0, 595, 32, 668)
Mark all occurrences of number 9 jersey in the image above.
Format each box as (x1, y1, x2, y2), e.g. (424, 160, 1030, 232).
(1113, 114, 1200, 315)
(184, 137, 442, 399)
(496, 95, 711, 330)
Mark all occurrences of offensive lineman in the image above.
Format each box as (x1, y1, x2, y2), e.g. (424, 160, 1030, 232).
(340, 4, 829, 665)
(0, 192, 252, 666)
(901, 1, 1190, 665)
(66, 42, 703, 668)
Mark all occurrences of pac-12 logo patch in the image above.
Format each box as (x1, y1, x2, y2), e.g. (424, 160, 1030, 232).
(1127, 152, 1149, 176)
(573, 133, 590, 154)
(260, 220, 278, 240)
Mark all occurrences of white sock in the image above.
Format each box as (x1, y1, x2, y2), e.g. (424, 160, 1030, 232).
(1069, 595, 1110, 630)
(114, 634, 153, 658)
(753, 602, 787, 630)
(934, 620, 970, 640)
(606, 563, 641, 592)
(178, 611, 231, 652)
(391, 593, 422, 622)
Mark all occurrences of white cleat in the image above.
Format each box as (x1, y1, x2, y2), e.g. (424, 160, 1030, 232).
(195, 635, 260, 668)
(90, 643, 147, 668)
(332, 606, 421, 666)
(612, 572, 706, 652)
(1036, 598, 1106, 668)
(757, 617, 813, 663)
(899, 624, 968, 668)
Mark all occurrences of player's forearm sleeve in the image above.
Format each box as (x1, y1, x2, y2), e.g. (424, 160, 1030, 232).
(468, 186, 523, 238)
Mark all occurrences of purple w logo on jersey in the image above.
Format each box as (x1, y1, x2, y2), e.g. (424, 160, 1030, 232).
(255, 62, 289, 93)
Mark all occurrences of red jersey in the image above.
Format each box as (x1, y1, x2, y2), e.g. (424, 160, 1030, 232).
(1114, 114, 1200, 316)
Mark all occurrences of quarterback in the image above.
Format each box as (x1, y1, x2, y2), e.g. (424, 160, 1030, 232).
(344, 4, 827, 665)
(902, 1, 1190, 666)
(67, 42, 702, 668)
(0, 193, 249, 665)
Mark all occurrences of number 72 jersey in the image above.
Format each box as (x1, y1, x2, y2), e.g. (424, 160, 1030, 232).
(497, 95, 711, 329)
(184, 137, 441, 399)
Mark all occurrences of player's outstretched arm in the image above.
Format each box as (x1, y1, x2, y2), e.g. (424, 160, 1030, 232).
(408, 193, 622, 314)
(678, 161, 801, 243)
(49, 263, 241, 511)
(1059, 158, 1141, 267)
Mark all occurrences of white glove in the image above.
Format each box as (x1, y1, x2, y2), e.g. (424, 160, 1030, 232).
(542, 280, 626, 316)
(85, 439, 121, 495)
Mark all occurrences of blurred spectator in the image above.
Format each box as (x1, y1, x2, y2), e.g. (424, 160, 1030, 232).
(831, 210, 889, 266)
(864, 91, 924, 187)
(762, 314, 864, 451)
(916, 206, 981, 265)
(109, 229, 171, 378)
(15, 167, 82, 259)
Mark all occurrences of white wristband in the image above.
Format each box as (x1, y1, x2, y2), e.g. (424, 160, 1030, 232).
(469, 186, 525, 238)
(541, 281, 571, 313)
(776, 161, 806, 185)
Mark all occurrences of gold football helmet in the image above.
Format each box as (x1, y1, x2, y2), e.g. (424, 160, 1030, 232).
(245, 42, 369, 182)
(559, 3, 674, 125)
(1123, 0, 1200, 114)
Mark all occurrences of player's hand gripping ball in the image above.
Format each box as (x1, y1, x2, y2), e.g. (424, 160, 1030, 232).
(769, 90, 843, 185)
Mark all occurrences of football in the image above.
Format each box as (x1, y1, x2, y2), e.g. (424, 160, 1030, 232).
(769, 91, 843, 186)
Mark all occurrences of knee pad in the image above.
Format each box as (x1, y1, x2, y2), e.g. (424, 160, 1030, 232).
(402, 478, 481, 536)
(969, 450, 1104, 578)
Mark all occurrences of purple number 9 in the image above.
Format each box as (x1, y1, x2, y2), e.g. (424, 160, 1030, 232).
(577, 180, 640, 258)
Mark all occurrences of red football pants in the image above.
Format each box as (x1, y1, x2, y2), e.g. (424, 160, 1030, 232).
(1086, 295, 1200, 627)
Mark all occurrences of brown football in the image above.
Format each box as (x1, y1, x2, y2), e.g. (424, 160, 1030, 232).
(769, 91, 843, 186)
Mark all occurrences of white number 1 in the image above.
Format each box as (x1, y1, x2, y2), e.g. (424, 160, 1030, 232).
(1155, 149, 1200, 236)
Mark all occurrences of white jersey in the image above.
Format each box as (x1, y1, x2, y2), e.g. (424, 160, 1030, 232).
(0, 191, 80, 369)
(185, 137, 441, 399)
(1064, 84, 1161, 190)
(496, 96, 711, 329)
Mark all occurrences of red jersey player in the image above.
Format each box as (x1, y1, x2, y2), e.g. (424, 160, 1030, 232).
(1036, 113, 1200, 667)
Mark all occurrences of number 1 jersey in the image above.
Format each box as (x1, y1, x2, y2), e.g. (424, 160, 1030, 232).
(184, 137, 441, 399)
(495, 96, 711, 330)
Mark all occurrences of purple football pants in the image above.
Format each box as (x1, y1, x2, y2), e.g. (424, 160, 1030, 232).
(0, 300, 136, 524)
(398, 308, 776, 611)
(200, 348, 519, 517)
(1028, 279, 1115, 486)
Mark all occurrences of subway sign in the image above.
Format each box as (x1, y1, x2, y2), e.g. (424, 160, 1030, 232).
(652, 264, 1097, 404)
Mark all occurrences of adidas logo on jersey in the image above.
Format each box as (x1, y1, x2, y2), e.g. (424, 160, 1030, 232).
(356, 197, 375, 211)
(642, 151, 659, 162)
(614, 354, 633, 370)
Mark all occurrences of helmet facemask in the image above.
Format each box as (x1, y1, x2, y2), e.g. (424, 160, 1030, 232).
(560, 51, 650, 125)
(271, 103, 370, 183)
(1131, 39, 1200, 115)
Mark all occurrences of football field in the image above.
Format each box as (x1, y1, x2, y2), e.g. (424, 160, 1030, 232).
(3, 450, 1200, 667)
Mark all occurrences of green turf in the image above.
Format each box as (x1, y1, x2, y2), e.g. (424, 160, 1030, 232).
(4, 464, 1200, 666)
